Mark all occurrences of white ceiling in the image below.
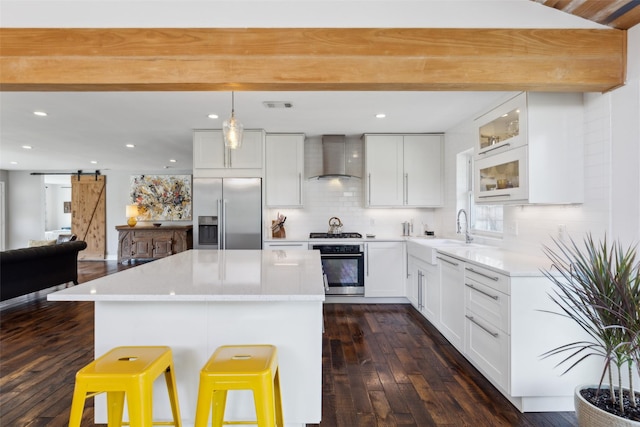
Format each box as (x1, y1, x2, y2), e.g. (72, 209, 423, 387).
(0, 91, 515, 172)
(0, 0, 607, 172)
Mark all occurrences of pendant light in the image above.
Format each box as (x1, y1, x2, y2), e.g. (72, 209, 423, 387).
(223, 91, 243, 149)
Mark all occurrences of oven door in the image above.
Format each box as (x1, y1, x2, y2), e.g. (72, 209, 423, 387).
(318, 252, 365, 296)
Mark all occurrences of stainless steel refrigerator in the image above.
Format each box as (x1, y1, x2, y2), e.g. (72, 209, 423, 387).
(193, 178, 262, 249)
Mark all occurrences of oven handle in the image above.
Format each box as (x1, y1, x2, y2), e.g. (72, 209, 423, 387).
(320, 253, 364, 258)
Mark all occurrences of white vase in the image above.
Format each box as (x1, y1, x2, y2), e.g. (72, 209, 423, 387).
(575, 384, 640, 427)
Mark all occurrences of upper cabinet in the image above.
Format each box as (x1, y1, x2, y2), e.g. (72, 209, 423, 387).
(474, 92, 584, 205)
(265, 133, 305, 208)
(193, 130, 264, 177)
(364, 134, 443, 208)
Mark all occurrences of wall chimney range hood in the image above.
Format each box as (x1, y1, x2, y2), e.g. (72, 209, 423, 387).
(312, 135, 360, 179)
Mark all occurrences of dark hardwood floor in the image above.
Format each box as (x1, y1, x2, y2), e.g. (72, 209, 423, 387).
(0, 260, 578, 426)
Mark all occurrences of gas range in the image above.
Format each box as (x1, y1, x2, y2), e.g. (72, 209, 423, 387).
(309, 232, 363, 239)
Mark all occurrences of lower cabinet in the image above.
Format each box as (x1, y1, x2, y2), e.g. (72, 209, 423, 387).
(407, 255, 439, 323)
(116, 225, 193, 264)
(464, 265, 510, 392)
(365, 241, 405, 297)
(438, 253, 465, 351)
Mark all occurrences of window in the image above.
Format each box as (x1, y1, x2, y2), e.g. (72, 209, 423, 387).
(457, 149, 503, 236)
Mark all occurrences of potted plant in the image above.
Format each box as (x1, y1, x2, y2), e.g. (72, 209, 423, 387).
(541, 234, 640, 425)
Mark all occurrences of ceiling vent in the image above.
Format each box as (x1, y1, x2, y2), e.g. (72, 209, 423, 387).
(263, 101, 293, 109)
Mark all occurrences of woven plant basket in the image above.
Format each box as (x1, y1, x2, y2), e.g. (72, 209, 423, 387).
(575, 385, 640, 427)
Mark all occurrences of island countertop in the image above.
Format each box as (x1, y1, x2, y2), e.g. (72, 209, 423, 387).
(48, 249, 325, 302)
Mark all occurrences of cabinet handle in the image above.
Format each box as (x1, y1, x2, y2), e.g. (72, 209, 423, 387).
(479, 193, 512, 199)
(437, 256, 459, 266)
(368, 173, 372, 205)
(404, 173, 408, 205)
(418, 271, 424, 310)
(465, 267, 500, 281)
(465, 283, 499, 300)
(465, 315, 499, 338)
(298, 172, 302, 205)
(478, 143, 511, 155)
(268, 244, 303, 247)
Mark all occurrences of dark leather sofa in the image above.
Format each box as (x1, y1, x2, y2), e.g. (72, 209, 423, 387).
(0, 240, 87, 301)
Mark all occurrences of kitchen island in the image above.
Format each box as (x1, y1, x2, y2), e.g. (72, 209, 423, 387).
(48, 249, 324, 427)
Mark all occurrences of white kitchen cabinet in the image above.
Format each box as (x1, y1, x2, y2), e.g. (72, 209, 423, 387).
(464, 265, 510, 392)
(438, 253, 465, 351)
(265, 133, 304, 207)
(263, 241, 308, 250)
(193, 130, 264, 171)
(407, 255, 439, 323)
(474, 92, 584, 204)
(364, 134, 443, 207)
(365, 241, 405, 297)
(406, 256, 421, 309)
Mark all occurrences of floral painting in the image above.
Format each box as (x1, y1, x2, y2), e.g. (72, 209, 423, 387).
(130, 175, 192, 221)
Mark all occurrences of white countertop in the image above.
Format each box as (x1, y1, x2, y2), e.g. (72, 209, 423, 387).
(437, 246, 552, 276)
(48, 249, 326, 302)
(407, 238, 552, 277)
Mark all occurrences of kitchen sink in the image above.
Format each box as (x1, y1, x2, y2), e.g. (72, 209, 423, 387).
(407, 238, 485, 265)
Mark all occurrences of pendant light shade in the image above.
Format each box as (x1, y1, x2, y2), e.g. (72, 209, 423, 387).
(223, 92, 243, 149)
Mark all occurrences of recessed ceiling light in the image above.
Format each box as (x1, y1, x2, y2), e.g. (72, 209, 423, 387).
(22, 145, 32, 150)
(169, 159, 177, 163)
(10, 161, 18, 165)
(125, 144, 135, 148)
(90, 160, 98, 164)
(375, 113, 386, 119)
(33, 111, 47, 117)
(208, 114, 219, 119)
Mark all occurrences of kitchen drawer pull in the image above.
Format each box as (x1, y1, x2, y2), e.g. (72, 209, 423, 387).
(466, 267, 500, 281)
(465, 283, 499, 300)
(465, 315, 499, 338)
(437, 256, 459, 266)
(478, 143, 511, 155)
(268, 244, 304, 247)
(479, 193, 511, 199)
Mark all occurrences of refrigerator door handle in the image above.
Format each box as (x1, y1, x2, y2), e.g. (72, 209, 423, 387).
(217, 199, 223, 249)
(221, 199, 227, 250)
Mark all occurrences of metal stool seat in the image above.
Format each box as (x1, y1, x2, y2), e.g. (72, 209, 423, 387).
(68, 346, 182, 427)
(194, 345, 283, 427)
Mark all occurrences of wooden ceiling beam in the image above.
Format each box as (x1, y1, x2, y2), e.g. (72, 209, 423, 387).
(0, 28, 627, 93)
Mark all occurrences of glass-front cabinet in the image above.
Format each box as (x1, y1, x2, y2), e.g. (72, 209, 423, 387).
(474, 146, 528, 203)
(475, 93, 527, 156)
(473, 92, 585, 205)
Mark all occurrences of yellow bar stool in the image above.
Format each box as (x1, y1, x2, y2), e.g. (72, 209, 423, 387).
(68, 346, 182, 427)
(194, 345, 284, 427)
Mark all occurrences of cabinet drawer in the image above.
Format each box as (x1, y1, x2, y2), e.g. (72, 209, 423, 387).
(465, 279, 510, 334)
(465, 311, 510, 392)
(464, 264, 509, 295)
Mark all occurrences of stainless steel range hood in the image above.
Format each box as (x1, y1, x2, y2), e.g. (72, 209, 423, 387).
(312, 135, 360, 179)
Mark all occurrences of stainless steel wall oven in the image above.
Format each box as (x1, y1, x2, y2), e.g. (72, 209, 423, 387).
(310, 243, 364, 295)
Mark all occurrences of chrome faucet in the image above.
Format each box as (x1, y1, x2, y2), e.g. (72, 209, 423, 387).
(456, 209, 473, 244)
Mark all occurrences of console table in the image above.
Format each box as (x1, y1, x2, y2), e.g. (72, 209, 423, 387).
(116, 224, 193, 264)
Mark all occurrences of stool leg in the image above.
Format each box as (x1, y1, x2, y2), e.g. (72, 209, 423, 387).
(211, 390, 228, 427)
(106, 391, 125, 427)
(68, 382, 88, 427)
(194, 379, 213, 427)
(253, 383, 277, 427)
(274, 369, 284, 427)
(163, 365, 182, 427)
(126, 385, 153, 427)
